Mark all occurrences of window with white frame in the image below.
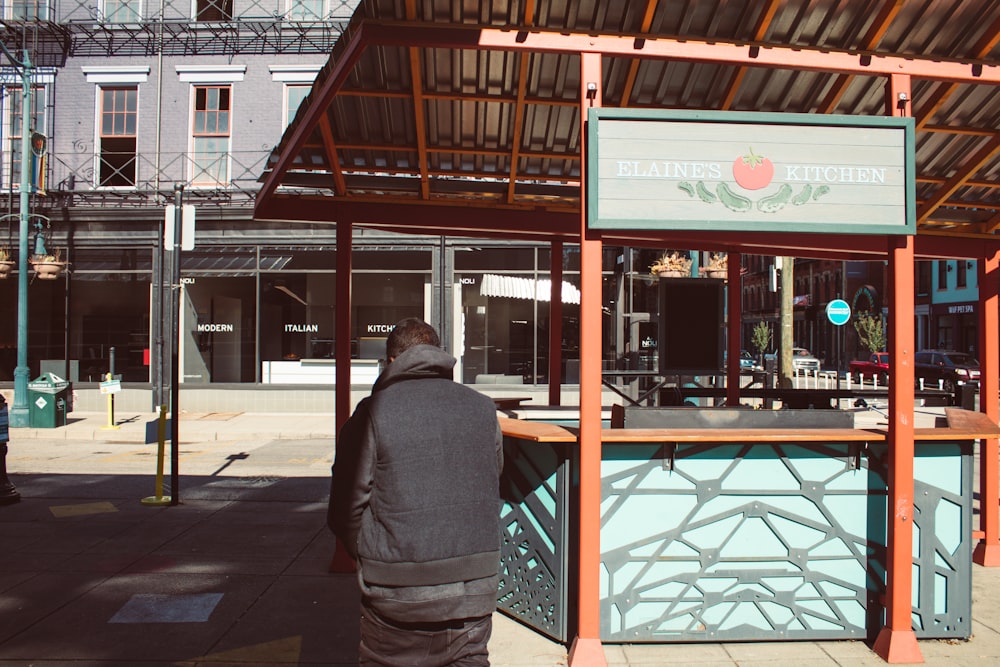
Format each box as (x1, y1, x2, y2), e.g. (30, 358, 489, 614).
(100, 0, 140, 22)
(287, 0, 324, 20)
(83, 66, 149, 189)
(2, 84, 47, 192)
(196, 0, 232, 21)
(270, 65, 320, 131)
(6, 0, 50, 20)
(191, 85, 231, 186)
(98, 86, 137, 187)
(285, 84, 309, 127)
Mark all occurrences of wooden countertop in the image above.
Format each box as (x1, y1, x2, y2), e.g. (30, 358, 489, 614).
(500, 408, 1000, 444)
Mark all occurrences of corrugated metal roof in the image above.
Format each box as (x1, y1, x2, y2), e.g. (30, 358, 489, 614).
(257, 0, 1000, 255)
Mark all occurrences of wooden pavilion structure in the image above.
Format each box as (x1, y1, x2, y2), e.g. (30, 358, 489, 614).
(256, 1, 1000, 663)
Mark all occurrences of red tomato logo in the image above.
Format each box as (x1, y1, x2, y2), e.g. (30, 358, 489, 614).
(732, 148, 774, 190)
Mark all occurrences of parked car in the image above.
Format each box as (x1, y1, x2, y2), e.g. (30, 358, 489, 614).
(740, 350, 763, 372)
(764, 347, 821, 374)
(723, 350, 763, 372)
(850, 352, 889, 384)
(914, 350, 980, 393)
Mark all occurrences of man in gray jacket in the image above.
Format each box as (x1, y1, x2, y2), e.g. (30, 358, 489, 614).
(329, 318, 503, 666)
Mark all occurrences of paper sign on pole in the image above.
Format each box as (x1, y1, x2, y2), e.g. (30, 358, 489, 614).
(165, 205, 196, 251)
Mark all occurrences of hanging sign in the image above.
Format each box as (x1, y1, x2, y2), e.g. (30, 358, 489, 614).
(587, 109, 915, 235)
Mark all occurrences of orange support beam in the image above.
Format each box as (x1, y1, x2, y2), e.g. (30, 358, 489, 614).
(974, 249, 1000, 565)
(568, 51, 608, 667)
(873, 72, 922, 665)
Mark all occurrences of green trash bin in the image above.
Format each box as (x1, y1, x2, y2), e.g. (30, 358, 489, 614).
(28, 373, 70, 428)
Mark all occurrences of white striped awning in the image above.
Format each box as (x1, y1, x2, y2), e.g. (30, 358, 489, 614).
(479, 274, 581, 305)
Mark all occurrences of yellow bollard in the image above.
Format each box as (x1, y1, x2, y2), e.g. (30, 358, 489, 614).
(100, 372, 120, 430)
(141, 405, 172, 506)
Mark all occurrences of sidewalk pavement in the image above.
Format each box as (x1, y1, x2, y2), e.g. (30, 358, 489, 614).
(2, 409, 1000, 666)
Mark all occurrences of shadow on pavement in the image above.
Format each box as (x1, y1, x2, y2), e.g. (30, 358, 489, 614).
(0, 473, 361, 665)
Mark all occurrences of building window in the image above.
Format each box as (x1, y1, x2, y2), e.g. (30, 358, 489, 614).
(937, 260, 948, 289)
(285, 84, 309, 127)
(101, 0, 139, 22)
(7, 0, 49, 20)
(3, 85, 46, 192)
(287, 0, 324, 20)
(98, 86, 137, 187)
(917, 261, 931, 295)
(191, 85, 231, 186)
(956, 259, 967, 288)
(196, 0, 232, 21)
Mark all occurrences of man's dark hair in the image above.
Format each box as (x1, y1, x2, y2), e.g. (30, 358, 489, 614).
(386, 318, 440, 360)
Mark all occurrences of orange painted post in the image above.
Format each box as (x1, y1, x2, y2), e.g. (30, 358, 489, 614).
(974, 249, 1000, 565)
(873, 73, 923, 664)
(567, 51, 608, 667)
(727, 252, 741, 407)
(549, 240, 564, 406)
(335, 221, 353, 436)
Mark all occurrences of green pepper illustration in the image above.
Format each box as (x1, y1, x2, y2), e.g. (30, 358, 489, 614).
(678, 181, 695, 197)
(757, 183, 792, 213)
(812, 185, 831, 200)
(695, 181, 717, 203)
(717, 183, 752, 212)
(791, 184, 813, 206)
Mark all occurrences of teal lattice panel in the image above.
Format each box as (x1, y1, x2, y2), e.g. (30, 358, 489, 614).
(498, 438, 569, 641)
(599, 440, 971, 642)
(868, 441, 972, 638)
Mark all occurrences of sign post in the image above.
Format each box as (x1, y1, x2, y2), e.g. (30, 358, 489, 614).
(99, 372, 122, 431)
(826, 299, 852, 397)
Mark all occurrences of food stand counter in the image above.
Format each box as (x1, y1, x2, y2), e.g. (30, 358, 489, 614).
(497, 408, 998, 644)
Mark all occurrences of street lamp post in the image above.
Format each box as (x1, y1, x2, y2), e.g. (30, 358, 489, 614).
(1, 42, 35, 428)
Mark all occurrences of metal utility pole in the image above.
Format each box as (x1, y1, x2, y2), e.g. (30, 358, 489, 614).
(1, 42, 34, 428)
(779, 255, 794, 388)
(169, 184, 183, 505)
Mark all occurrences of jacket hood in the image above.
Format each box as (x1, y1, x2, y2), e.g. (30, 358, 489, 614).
(373, 344, 456, 391)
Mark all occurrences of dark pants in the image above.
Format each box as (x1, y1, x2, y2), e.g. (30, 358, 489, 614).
(359, 607, 492, 667)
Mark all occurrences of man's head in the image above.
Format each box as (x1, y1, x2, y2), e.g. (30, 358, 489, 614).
(386, 318, 440, 361)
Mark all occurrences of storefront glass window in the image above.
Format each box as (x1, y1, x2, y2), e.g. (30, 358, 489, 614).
(260, 273, 336, 361)
(182, 276, 256, 383)
(352, 272, 426, 359)
(66, 248, 151, 383)
(458, 244, 585, 385)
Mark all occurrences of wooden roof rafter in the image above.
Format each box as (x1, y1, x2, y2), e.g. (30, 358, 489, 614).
(505, 0, 536, 205)
(719, 0, 781, 110)
(817, 0, 905, 114)
(917, 134, 1000, 225)
(913, 13, 1000, 131)
(317, 115, 346, 196)
(405, 0, 430, 200)
(617, 0, 660, 107)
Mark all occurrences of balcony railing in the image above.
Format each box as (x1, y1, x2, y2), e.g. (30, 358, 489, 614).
(1, 147, 275, 209)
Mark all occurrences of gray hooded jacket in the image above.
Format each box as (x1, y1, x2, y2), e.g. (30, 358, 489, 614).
(328, 344, 503, 622)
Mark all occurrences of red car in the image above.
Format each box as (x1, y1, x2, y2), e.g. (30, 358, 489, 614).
(850, 352, 889, 385)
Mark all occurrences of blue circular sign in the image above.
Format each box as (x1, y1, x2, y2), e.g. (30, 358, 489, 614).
(826, 299, 852, 326)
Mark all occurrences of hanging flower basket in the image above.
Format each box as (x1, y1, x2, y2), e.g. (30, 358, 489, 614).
(700, 253, 728, 280)
(30, 255, 67, 280)
(0, 260, 13, 279)
(650, 251, 692, 278)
